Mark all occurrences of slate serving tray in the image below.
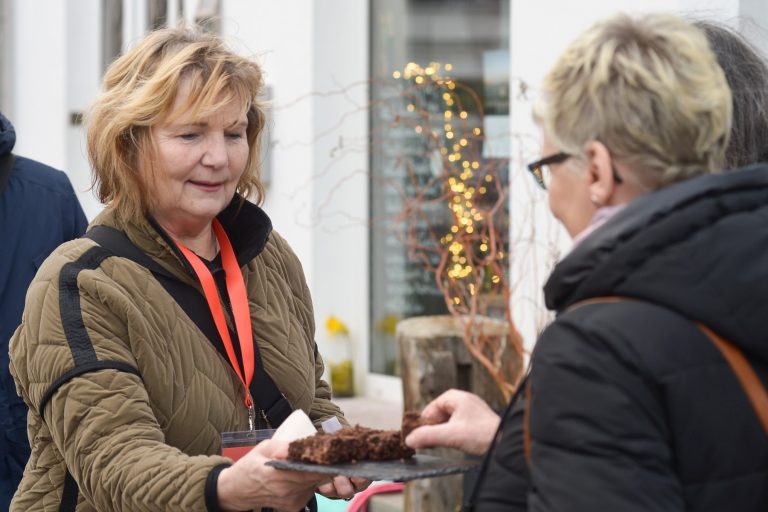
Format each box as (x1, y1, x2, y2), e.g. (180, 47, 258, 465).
(266, 454, 480, 482)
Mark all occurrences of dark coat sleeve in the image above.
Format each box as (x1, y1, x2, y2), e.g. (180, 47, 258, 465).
(0, 159, 88, 510)
(472, 382, 529, 512)
(527, 315, 684, 512)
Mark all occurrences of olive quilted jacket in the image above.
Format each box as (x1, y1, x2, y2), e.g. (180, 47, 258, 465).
(9, 199, 345, 511)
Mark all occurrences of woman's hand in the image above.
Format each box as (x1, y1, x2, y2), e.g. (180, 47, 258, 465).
(404, 389, 500, 456)
(317, 476, 372, 500)
(217, 438, 329, 511)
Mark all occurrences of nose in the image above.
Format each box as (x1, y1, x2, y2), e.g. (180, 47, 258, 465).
(201, 133, 228, 169)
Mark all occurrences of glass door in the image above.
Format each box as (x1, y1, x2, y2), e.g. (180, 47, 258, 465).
(369, 0, 512, 377)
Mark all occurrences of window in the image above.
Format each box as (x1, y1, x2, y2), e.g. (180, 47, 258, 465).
(369, 0, 511, 376)
(102, 0, 123, 72)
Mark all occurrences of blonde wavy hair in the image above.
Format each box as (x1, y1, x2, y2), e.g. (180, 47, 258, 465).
(87, 27, 266, 222)
(533, 13, 732, 188)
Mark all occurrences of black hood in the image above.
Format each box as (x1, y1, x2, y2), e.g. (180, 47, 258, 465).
(544, 164, 768, 360)
(0, 112, 15, 155)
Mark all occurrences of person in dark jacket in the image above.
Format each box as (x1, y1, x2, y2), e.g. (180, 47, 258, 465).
(0, 111, 88, 510)
(406, 13, 768, 511)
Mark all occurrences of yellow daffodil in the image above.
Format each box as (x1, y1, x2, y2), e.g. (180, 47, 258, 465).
(375, 314, 400, 336)
(326, 315, 350, 337)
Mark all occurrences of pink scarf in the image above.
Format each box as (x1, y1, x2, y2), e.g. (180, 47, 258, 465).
(572, 204, 626, 247)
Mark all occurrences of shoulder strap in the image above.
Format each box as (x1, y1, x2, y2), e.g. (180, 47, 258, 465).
(0, 152, 15, 196)
(59, 470, 78, 512)
(86, 226, 221, 344)
(83, 225, 294, 427)
(695, 322, 768, 434)
(86, 225, 177, 278)
(522, 378, 532, 466)
(565, 297, 768, 434)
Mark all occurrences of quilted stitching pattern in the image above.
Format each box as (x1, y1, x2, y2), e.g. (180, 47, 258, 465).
(9, 224, 344, 511)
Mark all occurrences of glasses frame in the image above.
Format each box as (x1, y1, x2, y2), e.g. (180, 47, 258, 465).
(526, 152, 571, 190)
(526, 151, 624, 190)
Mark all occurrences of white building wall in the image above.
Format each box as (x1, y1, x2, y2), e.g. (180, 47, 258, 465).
(740, 0, 768, 57)
(10, 1, 68, 171)
(66, 0, 103, 221)
(4, 0, 101, 219)
(309, 2, 374, 398)
(3, 0, 767, 400)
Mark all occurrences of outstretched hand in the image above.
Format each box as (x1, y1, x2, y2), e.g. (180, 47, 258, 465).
(404, 389, 500, 456)
(217, 438, 329, 512)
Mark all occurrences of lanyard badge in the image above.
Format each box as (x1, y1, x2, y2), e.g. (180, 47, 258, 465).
(175, 219, 257, 430)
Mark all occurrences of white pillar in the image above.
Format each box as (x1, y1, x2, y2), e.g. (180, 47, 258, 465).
(11, 0, 68, 170)
(66, 0, 103, 220)
(310, 0, 375, 400)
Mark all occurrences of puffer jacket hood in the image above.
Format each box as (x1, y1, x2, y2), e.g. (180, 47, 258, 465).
(0, 112, 15, 155)
(544, 163, 768, 362)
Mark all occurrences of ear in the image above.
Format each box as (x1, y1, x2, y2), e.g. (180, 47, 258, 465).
(584, 140, 617, 207)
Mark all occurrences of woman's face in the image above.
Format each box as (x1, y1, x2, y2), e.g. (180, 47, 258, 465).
(147, 82, 249, 234)
(542, 133, 596, 238)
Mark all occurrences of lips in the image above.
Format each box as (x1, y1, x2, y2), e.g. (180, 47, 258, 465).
(188, 180, 224, 191)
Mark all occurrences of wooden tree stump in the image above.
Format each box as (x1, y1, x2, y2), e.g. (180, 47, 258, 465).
(397, 315, 522, 512)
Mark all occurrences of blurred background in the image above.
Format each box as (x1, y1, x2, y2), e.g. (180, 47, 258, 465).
(1, 0, 766, 407)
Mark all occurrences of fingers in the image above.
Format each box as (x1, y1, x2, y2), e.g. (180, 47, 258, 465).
(420, 388, 477, 422)
(350, 477, 372, 492)
(265, 471, 327, 510)
(420, 390, 457, 422)
(317, 481, 336, 496)
(273, 487, 317, 511)
(405, 423, 455, 450)
(333, 476, 356, 499)
(252, 438, 290, 459)
(316, 476, 356, 500)
(220, 444, 330, 511)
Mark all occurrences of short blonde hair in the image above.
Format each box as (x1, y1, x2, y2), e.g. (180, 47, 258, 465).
(534, 13, 732, 188)
(87, 27, 266, 221)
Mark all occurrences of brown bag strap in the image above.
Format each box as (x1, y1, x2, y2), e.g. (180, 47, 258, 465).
(523, 379, 532, 465)
(523, 296, 768, 465)
(695, 321, 768, 434)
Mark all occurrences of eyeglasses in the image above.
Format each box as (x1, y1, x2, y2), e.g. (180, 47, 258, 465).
(526, 151, 624, 190)
(526, 152, 571, 190)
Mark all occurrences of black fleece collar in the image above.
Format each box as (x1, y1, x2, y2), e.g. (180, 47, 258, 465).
(148, 195, 273, 276)
(544, 163, 768, 312)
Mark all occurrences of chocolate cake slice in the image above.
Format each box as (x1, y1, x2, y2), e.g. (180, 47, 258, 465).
(288, 426, 372, 464)
(364, 429, 414, 460)
(401, 410, 437, 439)
(287, 425, 414, 464)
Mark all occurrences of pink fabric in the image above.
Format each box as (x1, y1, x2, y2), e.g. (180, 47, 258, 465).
(572, 204, 626, 247)
(346, 482, 406, 512)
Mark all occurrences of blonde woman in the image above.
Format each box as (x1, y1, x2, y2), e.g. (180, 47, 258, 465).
(9, 28, 366, 512)
(407, 13, 768, 511)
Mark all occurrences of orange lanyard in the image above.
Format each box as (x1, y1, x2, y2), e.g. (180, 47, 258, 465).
(175, 220, 255, 416)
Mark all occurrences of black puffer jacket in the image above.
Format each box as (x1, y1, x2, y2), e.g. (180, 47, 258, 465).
(474, 165, 768, 511)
